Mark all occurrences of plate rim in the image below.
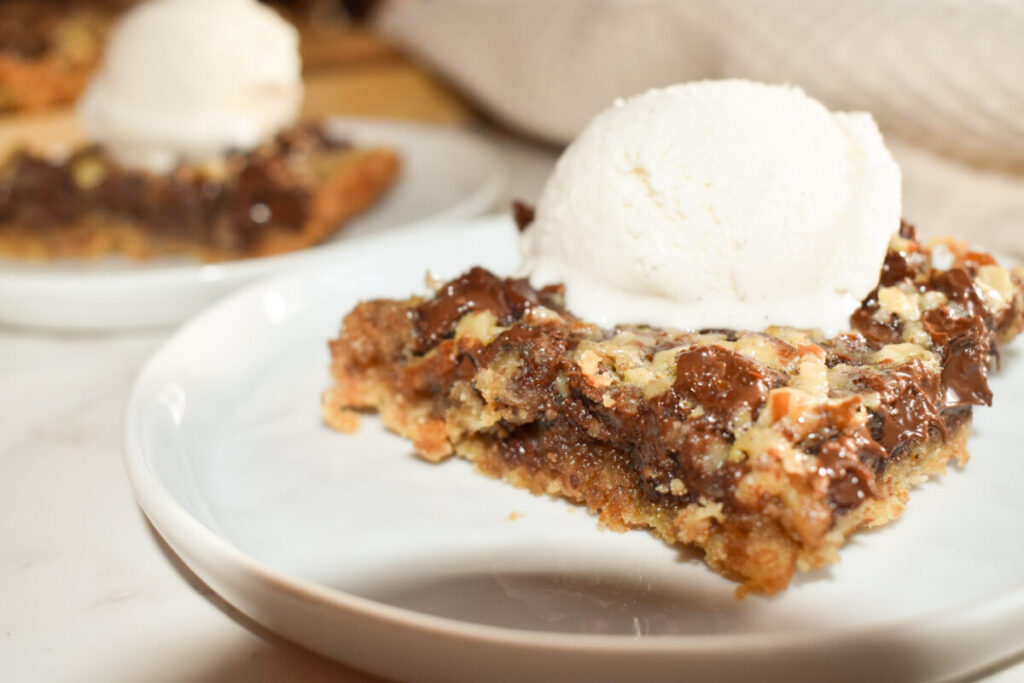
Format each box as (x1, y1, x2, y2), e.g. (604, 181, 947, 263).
(121, 216, 1024, 664)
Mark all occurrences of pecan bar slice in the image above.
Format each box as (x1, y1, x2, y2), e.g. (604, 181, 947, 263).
(0, 122, 399, 262)
(322, 223, 1024, 594)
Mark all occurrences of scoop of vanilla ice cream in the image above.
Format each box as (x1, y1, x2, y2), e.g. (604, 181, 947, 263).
(520, 80, 902, 335)
(78, 0, 302, 173)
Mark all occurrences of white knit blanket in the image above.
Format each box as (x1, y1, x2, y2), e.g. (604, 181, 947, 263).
(381, 0, 1024, 254)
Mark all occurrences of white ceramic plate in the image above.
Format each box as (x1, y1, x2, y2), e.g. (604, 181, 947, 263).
(123, 216, 1024, 682)
(0, 119, 505, 330)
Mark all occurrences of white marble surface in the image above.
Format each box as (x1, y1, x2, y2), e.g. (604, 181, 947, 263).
(0, 132, 554, 683)
(0, 327, 375, 682)
(1, 130, 1023, 683)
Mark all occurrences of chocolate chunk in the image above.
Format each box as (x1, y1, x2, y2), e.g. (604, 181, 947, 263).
(480, 325, 569, 411)
(10, 153, 80, 225)
(942, 331, 991, 405)
(414, 268, 543, 351)
(857, 360, 946, 457)
(230, 159, 310, 236)
(880, 250, 917, 287)
(96, 169, 147, 220)
(942, 334, 993, 406)
(405, 339, 477, 406)
(671, 346, 773, 423)
(929, 268, 989, 322)
(921, 308, 993, 406)
(850, 301, 903, 347)
(816, 432, 881, 510)
(921, 307, 981, 347)
(793, 397, 884, 509)
(512, 200, 535, 232)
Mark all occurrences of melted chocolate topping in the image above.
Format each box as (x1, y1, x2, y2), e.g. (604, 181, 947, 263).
(793, 397, 884, 509)
(414, 268, 547, 351)
(856, 360, 947, 457)
(480, 324, 569, 411)
(942, 334, 994, 406)
(388, 235, 1016, 520)
(815, 432, 882, 509)
(879, 249, 922, 287)
(850, 303, 903, 347)
(847, 238, 1003, 438)
(671, 346, 773, 423)
(2, 153, 79, 224)
(929, 268, 990, 323)
(920, 308, 993, 406)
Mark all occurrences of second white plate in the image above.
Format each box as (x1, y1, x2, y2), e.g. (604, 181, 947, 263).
(0, 119, 505, 329)
(123, 216, 1024, 682)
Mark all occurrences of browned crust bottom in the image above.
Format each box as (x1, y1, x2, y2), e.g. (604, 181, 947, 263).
(0, 146, 401, 262)
(322, 383, 971, 596)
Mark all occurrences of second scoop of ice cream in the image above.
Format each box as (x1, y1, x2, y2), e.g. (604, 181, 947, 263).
(519, 80, 902, 335)
(78, 0, 302, 173)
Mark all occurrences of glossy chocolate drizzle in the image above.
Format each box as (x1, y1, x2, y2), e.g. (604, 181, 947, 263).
(851, 236, 998, 414)
(671, 345, 773, 422)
